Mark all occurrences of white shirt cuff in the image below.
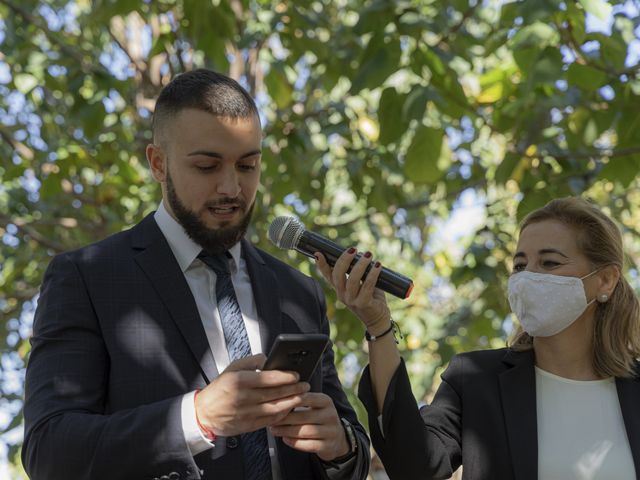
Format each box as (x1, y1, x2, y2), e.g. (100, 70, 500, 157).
(181, 391, 215, 456)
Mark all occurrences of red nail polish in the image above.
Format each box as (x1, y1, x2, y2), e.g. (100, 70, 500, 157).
(364, 251, 372, 258)
(374, 261, 381, 268)
(347, 247, 356, 254)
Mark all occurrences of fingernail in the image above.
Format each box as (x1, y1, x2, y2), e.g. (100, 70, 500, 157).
(374, 261, 381, 268)
(364, 251, 372, 258)
(347, 247, 356, 254)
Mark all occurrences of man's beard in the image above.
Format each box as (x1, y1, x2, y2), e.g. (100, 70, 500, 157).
(166, 170, 254, 254)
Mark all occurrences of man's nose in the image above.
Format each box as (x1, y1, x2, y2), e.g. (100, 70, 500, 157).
(216, 168, 241, 197)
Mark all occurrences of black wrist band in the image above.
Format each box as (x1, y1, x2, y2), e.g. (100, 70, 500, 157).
(365, 318, 402, 343)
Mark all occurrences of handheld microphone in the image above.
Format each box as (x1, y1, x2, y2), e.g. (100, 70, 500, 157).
(268, 216, 414, 299)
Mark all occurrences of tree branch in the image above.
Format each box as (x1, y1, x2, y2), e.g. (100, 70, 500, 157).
(0, 125, 34, 161)
(0, 215, 66, 253)
(514, 145, 640, 160)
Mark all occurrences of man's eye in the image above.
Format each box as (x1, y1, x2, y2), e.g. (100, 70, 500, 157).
(238, 164, 256, 171)
(512, 264, 526, 273)
(196, 165, 216, 172)
(542, 261, 560, 268)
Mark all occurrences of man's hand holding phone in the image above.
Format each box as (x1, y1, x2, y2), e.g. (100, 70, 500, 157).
(262, 333, 353, 462)
(194, 334, 330, 439)
(194, 354, 310, 438)
(269, 392, 352, 462)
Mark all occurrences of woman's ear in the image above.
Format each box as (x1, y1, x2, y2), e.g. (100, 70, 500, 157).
(597, 264, 621, 300)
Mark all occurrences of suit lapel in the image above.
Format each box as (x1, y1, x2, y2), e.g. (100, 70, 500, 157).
(616, 374, 640, 475)
(499, 349, 538, 480)
(241, 239, 282, 356)
(132, 214, 217, 384)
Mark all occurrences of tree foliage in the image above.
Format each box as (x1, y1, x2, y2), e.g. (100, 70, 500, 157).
(1, 0, 640, 475)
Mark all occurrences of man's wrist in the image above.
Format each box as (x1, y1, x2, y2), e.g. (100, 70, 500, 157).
(321, 418, 357, 466)
(194, 389, 217, 443)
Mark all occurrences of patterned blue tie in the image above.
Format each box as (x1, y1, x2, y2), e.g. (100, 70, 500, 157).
(199, 251, 272, 480)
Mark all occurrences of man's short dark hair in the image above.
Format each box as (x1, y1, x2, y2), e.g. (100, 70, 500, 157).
(152, 69, 259, 142)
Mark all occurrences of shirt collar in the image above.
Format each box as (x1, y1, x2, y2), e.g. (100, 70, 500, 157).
(154, 201, 242, 272)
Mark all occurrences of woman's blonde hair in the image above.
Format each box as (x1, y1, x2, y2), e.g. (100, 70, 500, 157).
(509, 197, 640, 378)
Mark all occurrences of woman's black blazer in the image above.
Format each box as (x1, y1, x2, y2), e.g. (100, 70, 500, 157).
(358, 348, 640, 480)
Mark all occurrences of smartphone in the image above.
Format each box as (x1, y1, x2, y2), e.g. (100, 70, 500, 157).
(262, 333, 330, 382)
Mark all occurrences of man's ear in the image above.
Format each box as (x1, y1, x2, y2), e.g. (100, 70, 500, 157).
(598, 264, 621, 298)
(146, 143, 167, 183)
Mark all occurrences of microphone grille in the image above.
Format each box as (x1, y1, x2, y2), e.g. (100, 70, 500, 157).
(268, 216, 305, 250)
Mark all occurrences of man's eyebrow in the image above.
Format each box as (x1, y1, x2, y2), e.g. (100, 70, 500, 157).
(187, 149, 262, 159)
(187, 150, 222, 158)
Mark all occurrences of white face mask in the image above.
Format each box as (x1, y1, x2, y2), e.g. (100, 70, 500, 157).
(507, 270, 598, 337)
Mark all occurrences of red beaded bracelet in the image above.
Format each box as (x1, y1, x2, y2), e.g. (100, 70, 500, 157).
(194, 389, 217, 442)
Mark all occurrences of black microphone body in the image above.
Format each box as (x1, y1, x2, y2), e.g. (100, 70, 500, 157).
(269, 217, 414, 299)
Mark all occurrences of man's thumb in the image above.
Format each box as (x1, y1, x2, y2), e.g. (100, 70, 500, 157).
(224, 353, 267, 372)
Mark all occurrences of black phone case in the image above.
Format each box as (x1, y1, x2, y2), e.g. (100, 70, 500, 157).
(263, 333, 330, 381)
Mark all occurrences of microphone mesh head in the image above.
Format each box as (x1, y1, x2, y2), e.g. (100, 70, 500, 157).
(268, 216, 305, 249)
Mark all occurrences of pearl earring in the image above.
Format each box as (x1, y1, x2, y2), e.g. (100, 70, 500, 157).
(597, 293, 609, 303)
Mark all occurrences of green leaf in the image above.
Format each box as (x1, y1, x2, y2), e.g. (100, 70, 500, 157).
(598, 156, 640, 187)
(351, 36, 401, 93)
(494, 154, 521, 184)
(14, 73, 38, 94)
(593, 32, 628, 70)
(566, 1, 587, 44)
(567, 63, 608, 90)
(402, 86, 431, 122)
(353, 0, 394, 34)
(531, 47, 563, 84)
(513, 47, 540, 73)
(378, 87, 408, 146)
(578, 0, 612, 21)
(510, 22, 559, 51)
(516, 188, 555, 221)
(265, 66, 293, 109)
(404, 126, 445, 184)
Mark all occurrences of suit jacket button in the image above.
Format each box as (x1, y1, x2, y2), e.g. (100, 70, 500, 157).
(227, 436, 239, 449)
(169, 473, 180, 480)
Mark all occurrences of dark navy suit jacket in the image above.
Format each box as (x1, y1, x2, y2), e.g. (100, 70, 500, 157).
(23, 213, 370, 480)
(359, 348, 640, 480)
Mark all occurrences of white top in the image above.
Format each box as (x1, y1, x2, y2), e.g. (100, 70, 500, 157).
(536, 366, 636, 480)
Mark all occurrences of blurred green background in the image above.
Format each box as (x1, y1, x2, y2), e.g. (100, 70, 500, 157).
(1, 0, 640, 477)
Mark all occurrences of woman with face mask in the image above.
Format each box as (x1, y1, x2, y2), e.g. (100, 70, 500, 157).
(314, 197, 640, 480)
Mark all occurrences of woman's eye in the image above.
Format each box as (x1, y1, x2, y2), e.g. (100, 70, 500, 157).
(512, 264, 526, 273)
(542, 260, 560, 268)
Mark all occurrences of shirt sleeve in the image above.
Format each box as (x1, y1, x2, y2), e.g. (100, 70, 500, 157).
(181, 391, 216, 456)
(323, 454, 357, 479)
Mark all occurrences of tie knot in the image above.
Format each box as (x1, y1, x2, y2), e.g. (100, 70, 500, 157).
(199, 251, 231, 276)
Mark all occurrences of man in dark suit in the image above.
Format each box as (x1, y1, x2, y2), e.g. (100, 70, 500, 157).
(22, 69, 370, 480)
